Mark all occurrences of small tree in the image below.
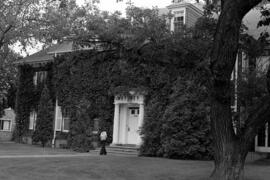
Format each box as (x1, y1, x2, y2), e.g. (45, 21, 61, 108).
(32, 86, 54, 147)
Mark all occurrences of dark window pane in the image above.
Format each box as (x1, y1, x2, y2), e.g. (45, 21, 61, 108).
(258, 125, 266, 147)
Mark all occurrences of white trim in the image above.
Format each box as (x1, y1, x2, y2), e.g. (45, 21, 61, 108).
(52, 100, 58, 147)
(255, 146, 270, 153)
(112, 103, 120, 144)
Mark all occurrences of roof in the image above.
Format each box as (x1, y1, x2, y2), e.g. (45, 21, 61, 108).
(15, 41, 74, 65)
(48, 41, 74, 54)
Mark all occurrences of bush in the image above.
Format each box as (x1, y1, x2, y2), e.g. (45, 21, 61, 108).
(32, 86, 54, 147)
(161, 78, 212, 160)
(67, 99, 94, 152)
(139, 90, 170, 157)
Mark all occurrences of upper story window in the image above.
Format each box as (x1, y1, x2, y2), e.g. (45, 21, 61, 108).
(174, 16, 184, 32)
(33, 71, 47, 86)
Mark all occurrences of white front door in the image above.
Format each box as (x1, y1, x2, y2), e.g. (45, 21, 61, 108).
(127, 107, 139, 144)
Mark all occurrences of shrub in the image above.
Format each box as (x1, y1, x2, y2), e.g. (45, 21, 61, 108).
(161, 78, 212, 160)
(32, 86, 54, 147)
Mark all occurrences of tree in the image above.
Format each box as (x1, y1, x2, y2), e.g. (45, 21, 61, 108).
(0, 0, 94, 50)
(0, 49, 19, 110)
(202, 0, 270, 179)
(0, 0, 95, 117)
(13, 65, 35, 142)
(32, 86, 54, 147)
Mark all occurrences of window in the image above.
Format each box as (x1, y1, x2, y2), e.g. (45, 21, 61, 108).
(174, 16, 184, 32)
(257, 125, 266, 147)
(29, 111, 37, 130)
(0, 119, 11, 131)
(55, 106, 70, 132)
(62, 108, 70, 132)
(129, 107, 139, 117)
(33, 71, 47, 86)
(173, 0, 184, 3)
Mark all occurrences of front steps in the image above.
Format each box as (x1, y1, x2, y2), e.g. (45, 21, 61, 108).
(90, 144, 139, 156)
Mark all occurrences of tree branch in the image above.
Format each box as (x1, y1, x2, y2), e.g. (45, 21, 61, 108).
(0, 24, 13, 49)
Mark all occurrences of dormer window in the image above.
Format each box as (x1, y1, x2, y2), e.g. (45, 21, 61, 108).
(174, 16, 184, 32)
(172, 0, 184, 3)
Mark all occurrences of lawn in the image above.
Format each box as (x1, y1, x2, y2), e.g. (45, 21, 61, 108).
(0, 143, 269, 180)
(0, 155, 269, 180)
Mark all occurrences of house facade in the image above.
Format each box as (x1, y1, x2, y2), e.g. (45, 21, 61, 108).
(0, 108, 16, 141)
(14, 0, 203, 148)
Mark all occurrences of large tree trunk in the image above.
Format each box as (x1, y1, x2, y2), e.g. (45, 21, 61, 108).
(209, 0, 264, 180)
(210, 142, 248, 180)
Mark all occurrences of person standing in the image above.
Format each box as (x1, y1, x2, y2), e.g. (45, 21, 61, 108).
(100, 130, 107, 155)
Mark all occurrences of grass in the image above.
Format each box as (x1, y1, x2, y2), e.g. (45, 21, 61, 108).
(0, 142, 269, 180)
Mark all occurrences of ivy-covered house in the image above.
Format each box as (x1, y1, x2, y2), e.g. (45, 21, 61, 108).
(13, 0, 205, 150)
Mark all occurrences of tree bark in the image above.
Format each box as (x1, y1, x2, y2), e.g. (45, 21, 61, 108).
(209, 0, 264, 179)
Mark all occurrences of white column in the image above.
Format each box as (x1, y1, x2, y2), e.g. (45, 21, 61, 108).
(121, 105, 127, 144)
(52, 99, 59, 148)
(112, 103, 120, 144)
(137, 103, 144, 146)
